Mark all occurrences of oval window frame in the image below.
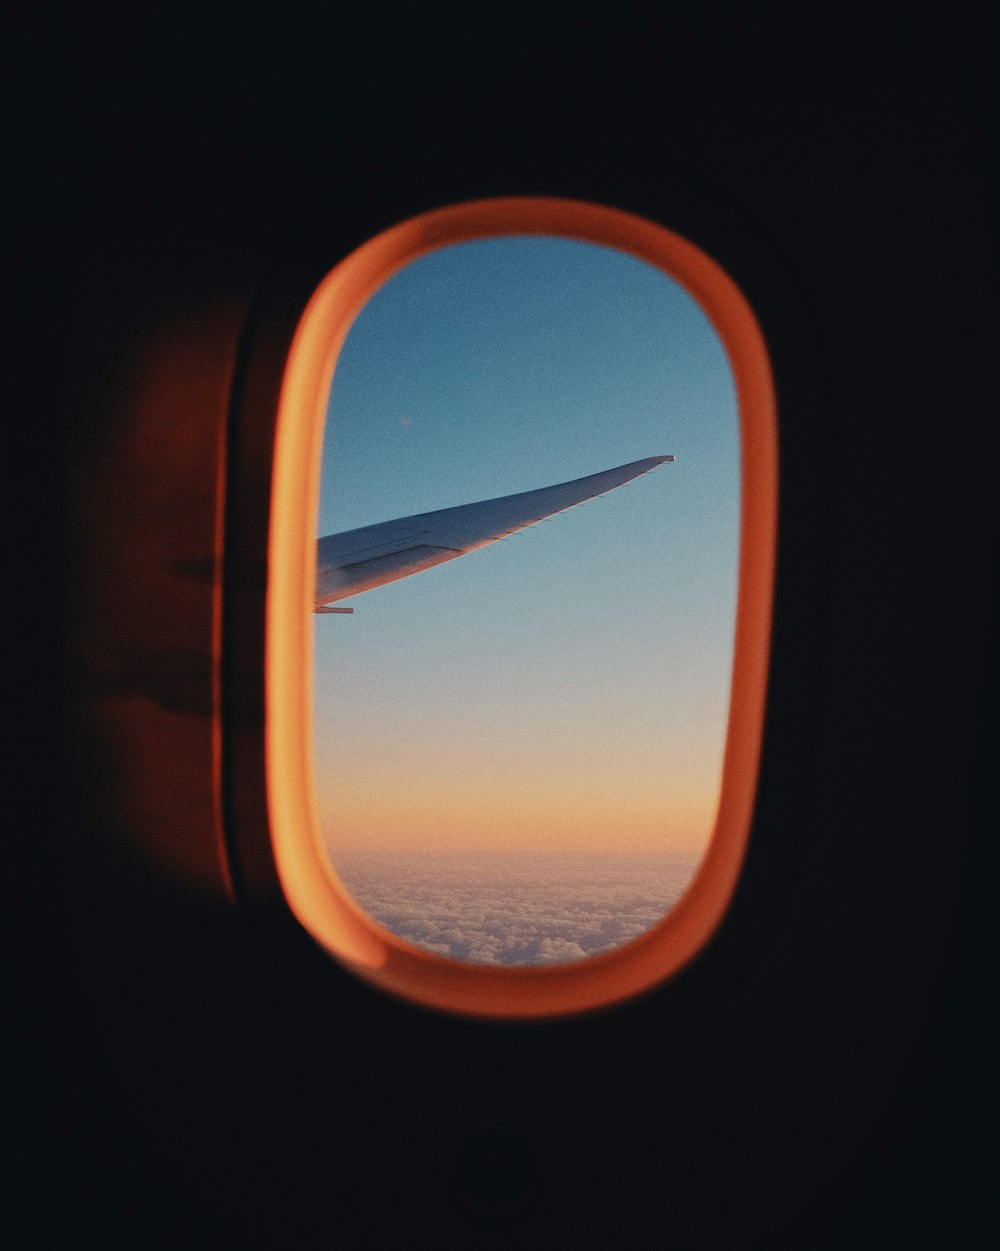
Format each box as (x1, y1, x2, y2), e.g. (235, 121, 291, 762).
(266, 197, 777, 1018)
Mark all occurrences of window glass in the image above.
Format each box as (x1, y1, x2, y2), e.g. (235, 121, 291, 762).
(312, 237, 739, 966)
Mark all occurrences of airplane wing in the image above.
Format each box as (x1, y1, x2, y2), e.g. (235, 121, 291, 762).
(315, 455, 673, 611)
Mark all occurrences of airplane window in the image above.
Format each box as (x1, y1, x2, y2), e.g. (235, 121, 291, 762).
(266, 197, 775, 1016)
(312, 236, 740, 967)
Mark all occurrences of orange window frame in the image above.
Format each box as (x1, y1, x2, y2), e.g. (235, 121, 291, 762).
(266, 197, 777, 1018)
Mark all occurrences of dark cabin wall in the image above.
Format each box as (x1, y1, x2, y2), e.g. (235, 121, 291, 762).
(12, 16, 995, 1251)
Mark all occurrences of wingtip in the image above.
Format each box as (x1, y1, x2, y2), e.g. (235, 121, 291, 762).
(635, 454, 675, 471)
(605, 455, 676, 484)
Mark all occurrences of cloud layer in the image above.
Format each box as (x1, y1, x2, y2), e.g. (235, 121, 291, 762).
(332, 851, 701, 965)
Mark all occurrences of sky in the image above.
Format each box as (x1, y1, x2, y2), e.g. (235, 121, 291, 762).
(312, 236, 739, 859)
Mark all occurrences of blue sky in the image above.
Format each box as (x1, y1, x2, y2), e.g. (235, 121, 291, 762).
(313, 236, 740, 857)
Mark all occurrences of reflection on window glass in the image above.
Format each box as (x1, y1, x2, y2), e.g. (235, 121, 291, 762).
(313, 237, 739, 965)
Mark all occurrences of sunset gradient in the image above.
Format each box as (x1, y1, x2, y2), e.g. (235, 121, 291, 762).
(312, 237, 739, 861)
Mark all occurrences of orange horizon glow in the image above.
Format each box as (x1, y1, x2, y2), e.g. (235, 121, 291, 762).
(319, 788, 722, 857)
(317, 746, 723, 856)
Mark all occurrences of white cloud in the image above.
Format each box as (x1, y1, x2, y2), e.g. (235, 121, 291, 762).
(334, 850, 700, 966)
